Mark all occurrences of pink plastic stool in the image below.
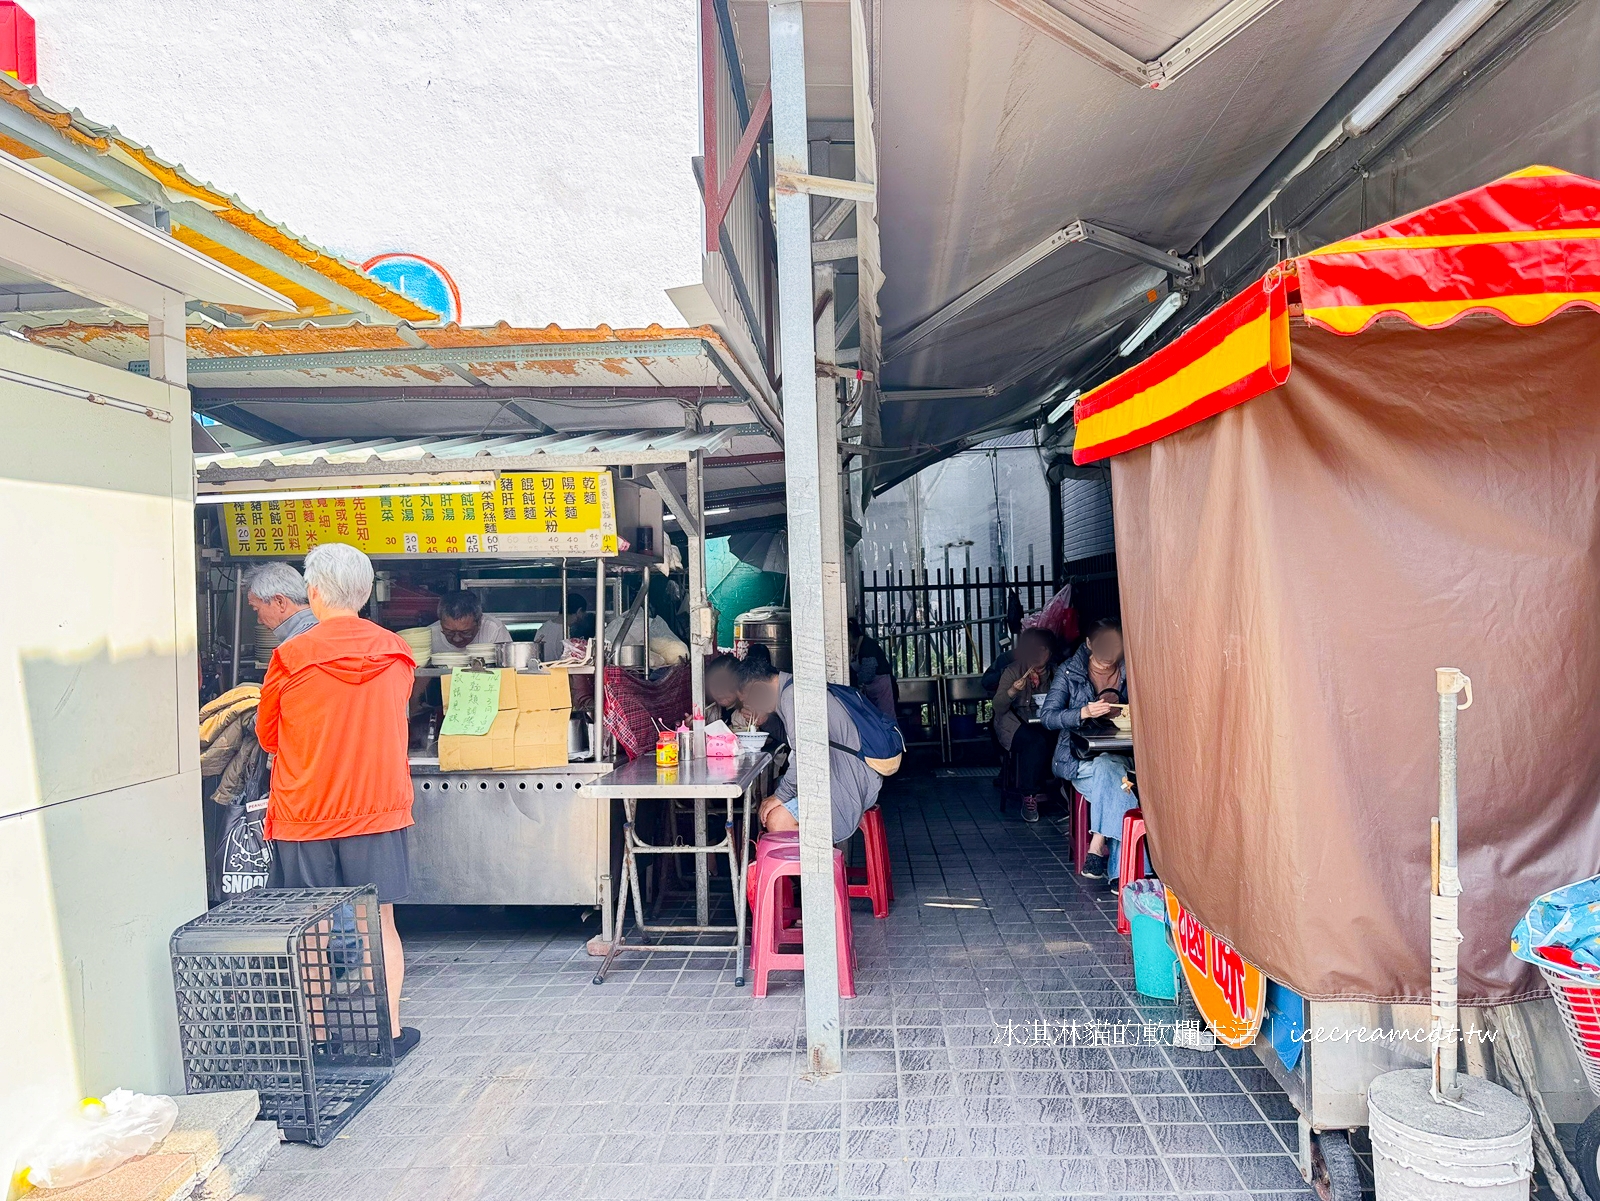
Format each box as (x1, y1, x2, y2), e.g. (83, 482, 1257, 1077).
(847, 806, 893, 918)
(747, 831, 798, 911)
(758, 832, 803, 942)
(1071, 786, 1091, 876)
(749, 843, 855, 998)
(1116, 808, 1149, 936)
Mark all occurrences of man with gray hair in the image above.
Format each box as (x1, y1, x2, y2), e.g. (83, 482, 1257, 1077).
(246, 561, 317, 643)
(258, 542, 420, 1056)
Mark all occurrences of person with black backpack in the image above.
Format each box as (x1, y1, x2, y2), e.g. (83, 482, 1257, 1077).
(736, 653, 904, 844)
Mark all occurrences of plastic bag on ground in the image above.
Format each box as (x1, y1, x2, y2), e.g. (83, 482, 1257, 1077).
(1511, 873, 1600, 978)
(1122, 877, 1167, 921)
(16, 1089, 179, 1190)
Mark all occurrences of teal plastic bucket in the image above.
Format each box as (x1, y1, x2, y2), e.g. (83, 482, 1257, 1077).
(1130, 910, 1179, 999)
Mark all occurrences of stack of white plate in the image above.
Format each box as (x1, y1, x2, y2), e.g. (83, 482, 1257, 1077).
(253, 616, 285, 668)
(398, 626, 433, 667)
(433, 651, 470, 671)
(464, 641, 497, 661)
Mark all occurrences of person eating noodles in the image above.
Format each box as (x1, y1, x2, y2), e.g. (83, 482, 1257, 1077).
(708, 649, 785, 749)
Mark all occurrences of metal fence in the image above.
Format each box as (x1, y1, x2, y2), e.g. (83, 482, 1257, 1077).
(859, 565, 1060, 681)
(859, 558, 1122, 681)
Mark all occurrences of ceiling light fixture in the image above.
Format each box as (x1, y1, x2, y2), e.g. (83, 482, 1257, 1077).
(1203, 0, 1507, 268)
(1046, 389, 1081, 425)
(1343, 0, 1505, 135)
(662, 505, 733, 522)
(1118, 292, 1185, 357)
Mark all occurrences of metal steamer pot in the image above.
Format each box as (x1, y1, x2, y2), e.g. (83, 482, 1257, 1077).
(734, 606, 792, 671)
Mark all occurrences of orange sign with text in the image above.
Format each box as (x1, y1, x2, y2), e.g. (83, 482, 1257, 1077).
(1166, 887, 1267, 1049)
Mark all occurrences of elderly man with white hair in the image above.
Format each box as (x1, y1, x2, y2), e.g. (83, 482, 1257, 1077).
(257, 542, 420, 1057)
(245, 561, 318, 643)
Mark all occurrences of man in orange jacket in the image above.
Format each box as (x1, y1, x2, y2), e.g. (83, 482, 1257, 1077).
(258, 542, 420, 1057)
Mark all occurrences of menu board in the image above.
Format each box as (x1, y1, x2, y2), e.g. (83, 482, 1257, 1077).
(222, 471, 617, 558)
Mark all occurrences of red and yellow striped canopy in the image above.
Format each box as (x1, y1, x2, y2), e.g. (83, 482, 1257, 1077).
(1073, 166, 1600, 464)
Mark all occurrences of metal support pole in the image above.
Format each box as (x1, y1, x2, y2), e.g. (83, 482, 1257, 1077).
(1432, 666, 1472, 1103)
(770, 0, 844, 1076)
(688, 447, 711, 922)
(815, 263, 850, 684)
(688, 450, 710, 740)
(230, 563, 245, 687)
(595, 557, 607, 760)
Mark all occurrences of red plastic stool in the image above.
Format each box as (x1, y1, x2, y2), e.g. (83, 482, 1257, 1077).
(1116, 808, 1149, 936)
(1071, 786, 1091, 876)
(847, 805, 893, 918)
(749, 843, 855, 998)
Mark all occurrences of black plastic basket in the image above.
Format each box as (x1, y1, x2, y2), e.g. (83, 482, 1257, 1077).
(170, 887, 394, 1145)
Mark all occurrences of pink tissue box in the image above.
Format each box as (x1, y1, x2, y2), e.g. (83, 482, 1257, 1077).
(706, 730, 739, 758)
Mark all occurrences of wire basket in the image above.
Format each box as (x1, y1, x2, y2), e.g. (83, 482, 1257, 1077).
(1538, 963, 1600, 1095)
(170, 887, 394, 1145)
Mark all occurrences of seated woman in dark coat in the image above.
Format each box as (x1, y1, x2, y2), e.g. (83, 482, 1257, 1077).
(990, 627, 1060, 823)
(1039, 618, 1132, 882)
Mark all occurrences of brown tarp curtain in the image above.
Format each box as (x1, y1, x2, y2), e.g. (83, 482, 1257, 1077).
(1113, 311, 1600, 1004)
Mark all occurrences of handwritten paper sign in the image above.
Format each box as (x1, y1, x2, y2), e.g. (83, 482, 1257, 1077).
(439, 668, 503, 737)
(1165, 887, 1267, 1049)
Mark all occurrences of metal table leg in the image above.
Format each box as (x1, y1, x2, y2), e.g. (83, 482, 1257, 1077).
(734, 783, 753, 986)
(694, 797, 709, 926)
(593, 796, 638, 984)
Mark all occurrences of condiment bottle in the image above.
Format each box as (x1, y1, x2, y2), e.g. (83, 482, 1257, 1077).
(691, 705, 706, 758)
(655, 731, 679, 768)
(676, 721, 691, 763)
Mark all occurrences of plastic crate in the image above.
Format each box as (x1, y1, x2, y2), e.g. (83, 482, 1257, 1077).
(170, 887, 394, 1145)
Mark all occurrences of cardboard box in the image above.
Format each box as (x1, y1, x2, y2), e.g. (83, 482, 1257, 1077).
(513, 707, 569, 769)
(438, 708, 518, 771)
(441, 667, 517, 710)
(440, 666, 572, 772)
(513, 666, 570, 713)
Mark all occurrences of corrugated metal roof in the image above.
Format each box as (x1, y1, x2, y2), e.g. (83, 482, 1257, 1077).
(195, 430, 736, 482)
(24, 320, 735, 390)
(0, 76, 435, 322)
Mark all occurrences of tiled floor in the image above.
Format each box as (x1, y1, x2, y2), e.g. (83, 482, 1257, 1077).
(253, 776, 1315, 1200)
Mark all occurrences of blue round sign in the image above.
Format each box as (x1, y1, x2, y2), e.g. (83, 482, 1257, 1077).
(362, 253, 461, 324)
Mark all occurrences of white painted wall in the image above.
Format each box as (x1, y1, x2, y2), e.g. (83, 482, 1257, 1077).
(0, 338, 205, 1182)
(26, 0, 704, 329)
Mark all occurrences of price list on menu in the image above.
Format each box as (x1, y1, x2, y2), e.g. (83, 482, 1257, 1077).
(223, 471, 618, 558)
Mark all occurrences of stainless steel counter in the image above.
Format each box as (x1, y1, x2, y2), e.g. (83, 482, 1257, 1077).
(405, 757, 615, 908)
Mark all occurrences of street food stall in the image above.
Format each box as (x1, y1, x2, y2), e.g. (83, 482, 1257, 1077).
(193, 429, 727, 938)
(1072, 166, 1600, 1176)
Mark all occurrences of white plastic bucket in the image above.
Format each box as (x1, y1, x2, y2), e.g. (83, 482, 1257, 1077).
(1368, 1070, 1532, 1201)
